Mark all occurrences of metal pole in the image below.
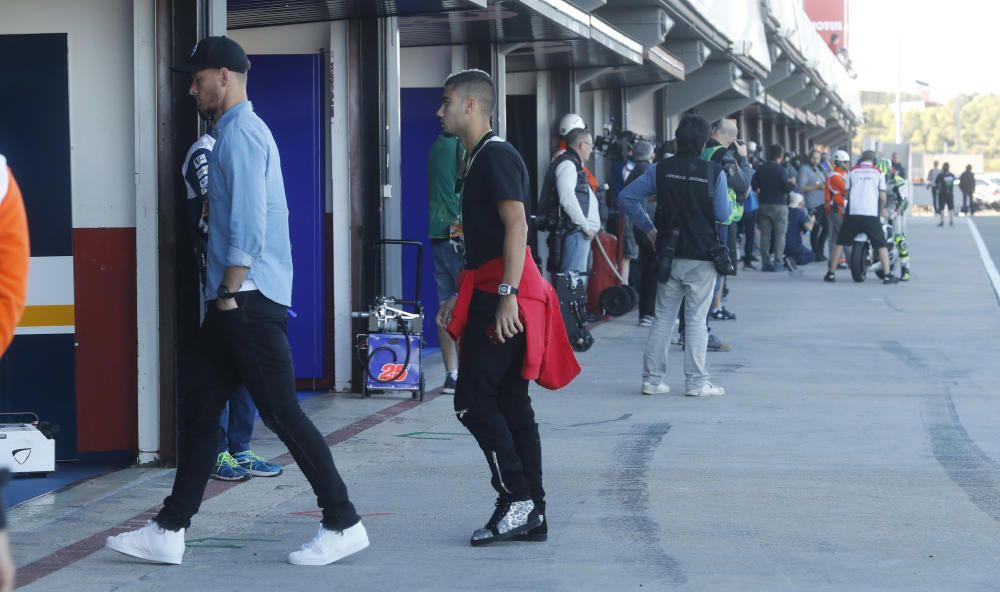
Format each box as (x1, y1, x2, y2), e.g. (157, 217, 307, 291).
(895, 26, 902, 144)
(955, 94, 962, 154)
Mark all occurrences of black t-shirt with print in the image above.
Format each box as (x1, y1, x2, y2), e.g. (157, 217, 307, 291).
(460, 134, 530, 269)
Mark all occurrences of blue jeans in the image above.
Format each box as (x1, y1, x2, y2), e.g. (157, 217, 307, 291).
(432, 239, 464, 304)
(559, 229, 591, 275)
(218, 386, 257, 454)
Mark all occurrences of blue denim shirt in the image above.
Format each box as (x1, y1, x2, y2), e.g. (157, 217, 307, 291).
(618, 161, 731, 234)
(206, 101, 293, 306)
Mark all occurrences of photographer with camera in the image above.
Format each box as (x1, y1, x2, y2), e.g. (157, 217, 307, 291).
(617, 115, 731, 398)
(538, 127, 601, 281)
(703, 119, 751, 323)
(624, 140, 658, 326)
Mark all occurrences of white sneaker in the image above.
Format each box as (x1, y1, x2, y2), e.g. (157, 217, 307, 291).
(685, 382, 726, 397)
(641, 382, 670, 395)
(105, 521, 185, 565)
(288, 522, 369, 566)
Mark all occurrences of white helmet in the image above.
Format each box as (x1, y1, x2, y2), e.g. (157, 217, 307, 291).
(558, 113, 587, 137)
(832, 149, 850, 164)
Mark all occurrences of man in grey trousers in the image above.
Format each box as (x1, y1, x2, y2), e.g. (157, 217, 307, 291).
(751, 144, 797, 271)
(617, 115, 731, 397)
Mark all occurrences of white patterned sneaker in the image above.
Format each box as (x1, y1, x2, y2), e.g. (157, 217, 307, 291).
(288, 522, 369, 566)
(105, 521, 185, 565)
(685, 382, 726, 397)
(470, 499, 541, 546)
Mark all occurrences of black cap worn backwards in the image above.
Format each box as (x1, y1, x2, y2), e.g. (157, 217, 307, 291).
(172, 36, 250, 74)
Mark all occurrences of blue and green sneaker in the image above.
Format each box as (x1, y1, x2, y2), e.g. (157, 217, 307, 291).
(211, 451, 251, 482)
(233, 450, 284, 477)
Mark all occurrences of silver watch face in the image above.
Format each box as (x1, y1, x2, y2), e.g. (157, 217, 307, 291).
(499, 284, 510, 295)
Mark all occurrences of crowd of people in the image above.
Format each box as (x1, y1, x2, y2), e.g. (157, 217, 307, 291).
(541, 114, 915, 334)
(529, 111, 919, 399)
(927, 160, 979, 225)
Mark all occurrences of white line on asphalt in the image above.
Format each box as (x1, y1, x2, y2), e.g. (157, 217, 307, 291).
(967, 218, 1000, 305)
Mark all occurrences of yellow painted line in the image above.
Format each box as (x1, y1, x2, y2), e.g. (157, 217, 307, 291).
(17, 305, 75, 327)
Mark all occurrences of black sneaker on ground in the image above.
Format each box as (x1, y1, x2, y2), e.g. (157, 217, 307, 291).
(815, 255, 828, 262)
(743, 262, 757, 271)
(519, 501, 547, 542)
(882, 274, 899, 284)
(710, 308, 736, 321)
(823, 271, 835, 282)
(470, 499, 542, 547)
(442, 374, 456, 395)
(782, 256, 799, 272)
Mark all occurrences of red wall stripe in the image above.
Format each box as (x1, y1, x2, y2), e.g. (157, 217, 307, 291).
(72, 228, 137, 453)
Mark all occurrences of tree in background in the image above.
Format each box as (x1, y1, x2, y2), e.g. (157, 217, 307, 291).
(855, 94, 1000, 171)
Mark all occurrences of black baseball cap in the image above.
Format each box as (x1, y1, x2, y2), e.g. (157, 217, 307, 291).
(172, 36, 250, 74)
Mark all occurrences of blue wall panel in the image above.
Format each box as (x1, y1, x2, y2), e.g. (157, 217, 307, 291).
(0, 34, 77, 459)
(247, 54, 327, 378)
(400, 88, 447, 347)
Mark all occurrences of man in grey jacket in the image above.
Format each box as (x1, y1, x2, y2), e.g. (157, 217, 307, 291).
(798, 150, 828, 261)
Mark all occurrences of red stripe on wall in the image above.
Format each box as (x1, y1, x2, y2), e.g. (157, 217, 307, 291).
(73, 228, 137, 453)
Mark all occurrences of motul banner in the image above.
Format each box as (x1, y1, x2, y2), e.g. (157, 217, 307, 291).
(803, 0, 848, 49)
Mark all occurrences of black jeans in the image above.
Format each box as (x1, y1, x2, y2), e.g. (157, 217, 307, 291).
(634, 228, 658, 318)
(740, 210, 758, 265)
(962, 191, 974, 214)
(156, 291, 359, 531)
(454, 291, 542, 504)
(809, 205, 829, 256)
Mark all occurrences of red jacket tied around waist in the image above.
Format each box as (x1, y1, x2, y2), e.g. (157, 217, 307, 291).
(446, 247, 580, 390)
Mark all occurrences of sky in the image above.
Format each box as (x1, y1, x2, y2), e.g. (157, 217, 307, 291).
(849, 0, 998, 97)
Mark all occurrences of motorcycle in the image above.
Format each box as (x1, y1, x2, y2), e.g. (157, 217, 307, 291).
(848, 216, 898, 282)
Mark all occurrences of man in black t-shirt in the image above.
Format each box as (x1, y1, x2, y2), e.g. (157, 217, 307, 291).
(434, 69, 545, 546)
(936, 162, 957, 227)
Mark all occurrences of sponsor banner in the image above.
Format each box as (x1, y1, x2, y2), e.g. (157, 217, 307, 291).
(804, 0, 848, 48)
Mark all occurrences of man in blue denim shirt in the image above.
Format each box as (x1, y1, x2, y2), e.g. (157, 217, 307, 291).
(618, 115, 731, 398)
(107, 36, 368, 568)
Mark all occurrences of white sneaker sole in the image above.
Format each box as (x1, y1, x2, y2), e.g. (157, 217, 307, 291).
(685, 390, 725, 397)
(105, 537, 183, 565)
(288, 532, 370, 566)
(641, 385, 670, 395)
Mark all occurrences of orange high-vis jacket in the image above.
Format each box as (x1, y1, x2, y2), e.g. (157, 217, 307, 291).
(825, 167, 848, 216)
(0, 156, 30, 357)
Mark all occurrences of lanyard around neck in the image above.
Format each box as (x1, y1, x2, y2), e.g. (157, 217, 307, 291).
(455, 131, 500, 197)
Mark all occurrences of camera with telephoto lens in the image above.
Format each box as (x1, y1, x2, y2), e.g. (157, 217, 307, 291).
(656, 228, 680, 283)
(594, 119, 641, 162)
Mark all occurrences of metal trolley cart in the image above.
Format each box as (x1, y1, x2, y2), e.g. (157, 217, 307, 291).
(353, 240, 426, 401)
